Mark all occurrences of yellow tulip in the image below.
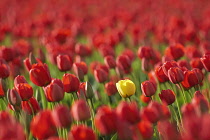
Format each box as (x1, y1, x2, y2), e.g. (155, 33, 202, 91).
(116, 79, 136, 98)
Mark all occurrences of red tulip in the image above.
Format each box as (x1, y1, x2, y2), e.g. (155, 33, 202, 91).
(44, 79, 64, 102)
(155, 66, 169, 83)
(0, 46, 15, 62)
(56, 54, 73, 72)
(168, 67, 184, 84)
(177, 60, 191, 69)
(137, 120, 153, 139)
(71, 99, 91, 121)
(7, 88, 22, 107)
(159, 89, 176, 105)
(30, 110, 57, 139)
(141, 80, 156, 97)
(162, 60, 178, 77)
(29, 63, 51, 87)
(52, 28, 70, 44)
(116, 55, 131, 74)
(99, 45, 115, 57)
(116, 101, 140, 124)
(62, 73, 80, 93)
(77, 82, 94, 99)
(104, 55, 116, 69)
(105, 81, 118, 96)
(164, 43, 184, 60)
(75, 44, 92, 57)
(0, 79, 7, 97)
(0, 58, 10, 79)
(140, 94, 151, 104)
(68, 125, 97, 140)
(190, 58, 204, 70)
(94, 68, 109, 83)
(137, 46, 155, 59)
(73, 61, 88, 75)
(200, 53, 210, 71)
(52, 105, 72, 128)
(21, 97, 40, 115)
(94, 106, 118, 135)
(182, 103, 197, 117)
(16, 83, 33, 101)
(14, 75, 27, 88)
(121, 49, 135, 62)
(0, 111, 26, 139)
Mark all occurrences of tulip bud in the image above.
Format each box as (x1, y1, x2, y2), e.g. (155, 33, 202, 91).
(52, 105, 72, 128)
(164, 43, 184, 60)
(7, 89, 22, 106)
(105, 81, 118, 96)
(85, 82, 94, 99)
(177, 60, 191, 69)
(30, 110, 57, 139)
(71, 99, 91, 121)
(141, 80, 156, 97)
(168, 67, 184, 84)
(182, 103, 197, 117)
(62, 74, 80, 93)
(75, 44, 92, 57)
(159, 89, 176, 105)
(137, 46, 155, 59)
(22, 97, 40, 115)
(104, 55, 116, 69)
(94, 68, 109, 83)
(68, 125, 97, 140)
(14, 75, 27, 88)
(116, 55, 131, 74)
(116, 79, 136, 98)
(0, 58, 10, 78)
(56, 54, 73, 72)
(16, 83, 33, 101)
(29, 63, 51, 87)
(116, 101, 140, 124)
(94, 106, 118, 135)
(44, 79, 64, 102)
(141, 58, 152, 72)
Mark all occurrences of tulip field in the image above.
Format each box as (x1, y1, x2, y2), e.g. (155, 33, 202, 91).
(1, 0, 210, 139)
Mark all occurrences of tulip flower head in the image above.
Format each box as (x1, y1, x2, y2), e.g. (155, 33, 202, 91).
(116, 79, 136, 98)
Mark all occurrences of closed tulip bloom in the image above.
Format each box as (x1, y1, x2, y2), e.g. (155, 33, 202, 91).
(94, 106, 118, 135)
(68, 125, 97, 140)
(105, 81, 118, 96)
(30, 110, 57, 139)
(162, 60, 178, 77)
(22, 97, 40, 115)
(16, 83, 33, 101)
(141, 80, 156, 97)
(29, 63, 51, 87)
(71, 99, 91, 121)
(56, 54, 73, 72)
(14, 75, 27, 88)
(164, 43, 184, 60)
(116, 79, 136, 98)
(159, 89, 176, 105)
(52, 105, 72, 128)
(116, 101, 140, 124)
(77, 82, 94, 99)
(94, 68, 109, 83)
(62, 74, 80, 93)
(104, 55, 116, 69)
(7, 88, 22, 106)
(0, 58, 10, 79)
(137, 46, 155, 59)
(200, 53, 210, 71)
(177, 60, 191, 69)
(116, 55, 131, 74)
(75, 44, 92, 57)
(73, 62, 88, 75)
(155, 66, 169, 83)
(44, 79, 64, 102)
(168, 67, 184, 84)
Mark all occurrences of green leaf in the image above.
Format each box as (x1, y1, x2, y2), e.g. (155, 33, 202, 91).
(111, 133, 117, 140)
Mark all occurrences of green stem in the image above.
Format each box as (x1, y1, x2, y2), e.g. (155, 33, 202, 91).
(39, 87, 47, 109)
